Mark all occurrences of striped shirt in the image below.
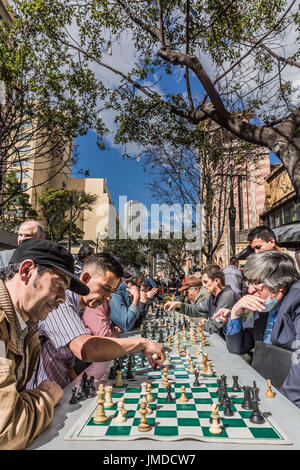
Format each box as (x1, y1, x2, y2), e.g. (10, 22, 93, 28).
(26, 290, 90, 389)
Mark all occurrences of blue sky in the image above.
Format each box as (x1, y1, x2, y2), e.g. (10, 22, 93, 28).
(73, 131, 281, 217)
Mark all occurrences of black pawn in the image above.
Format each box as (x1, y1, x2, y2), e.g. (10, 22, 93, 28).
(193, 370, 201, 387)
(223, 397, 234, 417)
(165, 385, 174, 402)
(69, 386, 78, 404)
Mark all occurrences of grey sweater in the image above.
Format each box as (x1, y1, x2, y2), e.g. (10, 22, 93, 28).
(180, 286, 239, 334)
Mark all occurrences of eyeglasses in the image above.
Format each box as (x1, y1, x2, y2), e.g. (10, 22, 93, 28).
(245, 280, 265, 290)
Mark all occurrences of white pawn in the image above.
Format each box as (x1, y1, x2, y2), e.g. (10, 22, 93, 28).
(115, 401, 127, 423)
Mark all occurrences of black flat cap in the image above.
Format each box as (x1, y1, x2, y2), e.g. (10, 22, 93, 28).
(9, 238, 90, 296)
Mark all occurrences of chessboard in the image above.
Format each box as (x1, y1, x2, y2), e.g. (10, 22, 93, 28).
(139, 305, 211, 349)
(65, 351, 292, 445)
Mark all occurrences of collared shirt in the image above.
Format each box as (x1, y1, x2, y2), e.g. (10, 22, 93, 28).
(110, 283, 140, 332)
(26, 290, 90, 389)
(14, 311, 38, 389)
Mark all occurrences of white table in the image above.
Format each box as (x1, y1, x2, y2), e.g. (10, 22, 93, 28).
(28, 334, 300, 450)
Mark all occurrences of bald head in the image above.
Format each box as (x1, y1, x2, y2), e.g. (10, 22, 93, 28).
(18, 220, 45, 245)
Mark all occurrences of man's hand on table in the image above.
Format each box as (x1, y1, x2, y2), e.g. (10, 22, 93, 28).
(37, 380, 64, 406)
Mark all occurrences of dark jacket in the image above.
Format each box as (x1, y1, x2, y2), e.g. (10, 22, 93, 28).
(180, 286, 239, 335)
(223, 265, 248, 298)
(226, 280, 300, 408)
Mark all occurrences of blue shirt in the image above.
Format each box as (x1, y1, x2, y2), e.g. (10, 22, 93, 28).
(225, 302, 282, 344)
(109, 283, 140, 332)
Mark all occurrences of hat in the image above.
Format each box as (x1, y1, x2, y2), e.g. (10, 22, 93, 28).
(9, 238, 90, 296)
(178, 276, 203, 293)
(110, 255, 132, 278)
(142, 278, 152, 287)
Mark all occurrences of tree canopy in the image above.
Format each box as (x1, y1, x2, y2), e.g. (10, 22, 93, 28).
(10, 0, 300, 195)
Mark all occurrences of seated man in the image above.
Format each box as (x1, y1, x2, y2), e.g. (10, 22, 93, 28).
(164, 265, 239, 335)
(214, 251, 300, 408)
(139, 278, 159, 320)
(109, 266, 144, 332)
(27, 254, 165, 390)
(178, 275, 209, 306)
(0, 238, 89, 449)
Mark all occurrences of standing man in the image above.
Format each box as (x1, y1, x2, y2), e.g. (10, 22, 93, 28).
(223, 257, 248, 298)
(247, 225, 284, 254)
(0, 219, 45, 269)
(74, 245, 95, 277)
(0, 237, 90, 449)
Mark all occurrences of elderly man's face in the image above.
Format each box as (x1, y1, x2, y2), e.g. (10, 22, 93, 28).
(187, 286, 199, 302)
(25, 267, 70, 322)
(18, 223, 42, 245)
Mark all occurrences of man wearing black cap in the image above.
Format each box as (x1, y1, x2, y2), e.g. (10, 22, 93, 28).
(0, 238, 89, 450)
(26, 255, 166, 390)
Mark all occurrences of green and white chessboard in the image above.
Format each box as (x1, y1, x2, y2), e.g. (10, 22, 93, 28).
(65, 354, 292, 445)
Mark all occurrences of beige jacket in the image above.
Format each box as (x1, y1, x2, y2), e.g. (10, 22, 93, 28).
(0, 280, 54, 450)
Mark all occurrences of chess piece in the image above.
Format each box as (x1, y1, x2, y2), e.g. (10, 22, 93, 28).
(232, 376, 241, 392)
(205, 361, 213, 376)
(265, 379, 275, 398)
(179, 385, 189, 402)
(115, 369, 124, 388)
(104, 385, 114, 409)
(181, 346, 187, 357)
(193, 370, 201, 387)
(115, 401, 127, 423)
(138, 402, 150, 432)
(165, 384, 174, 402)
(120, 397, 127, 415)
(162, 368, 169, 387)
(93, 385, 109, 424)
(241, 386, 253, 410)
(223, 397, 234, 417)
(249, 385, 265, 424)
(69, 386, 78, 404)
(146, 383, 155, 403)
(209, 403, 222, 434)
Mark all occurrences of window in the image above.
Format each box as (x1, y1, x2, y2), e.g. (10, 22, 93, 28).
(16, 132, 31, 141)
(14, 146, 31, 155)
(19, 121, 32, 130)
(15, 170, 29, 179)
(12, 159, 29, 167)
(21, 183, 28, 191)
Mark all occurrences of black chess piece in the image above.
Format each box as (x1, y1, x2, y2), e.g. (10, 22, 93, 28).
(223, 397, 234, 417)
(193, 370, 201, 387)
(232, 375, 241, 392)
(165, 385, 174, 402)
(216, 379, 222, 396)
(69, 386, 78, 404)
(126, 361, 133, 380)
(249, 388, 265, 424)
(109, 364, 116, 380)
(241, 386, 253, 410)
(88, 376, 96, 397)
(76, 383, 85, 401)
